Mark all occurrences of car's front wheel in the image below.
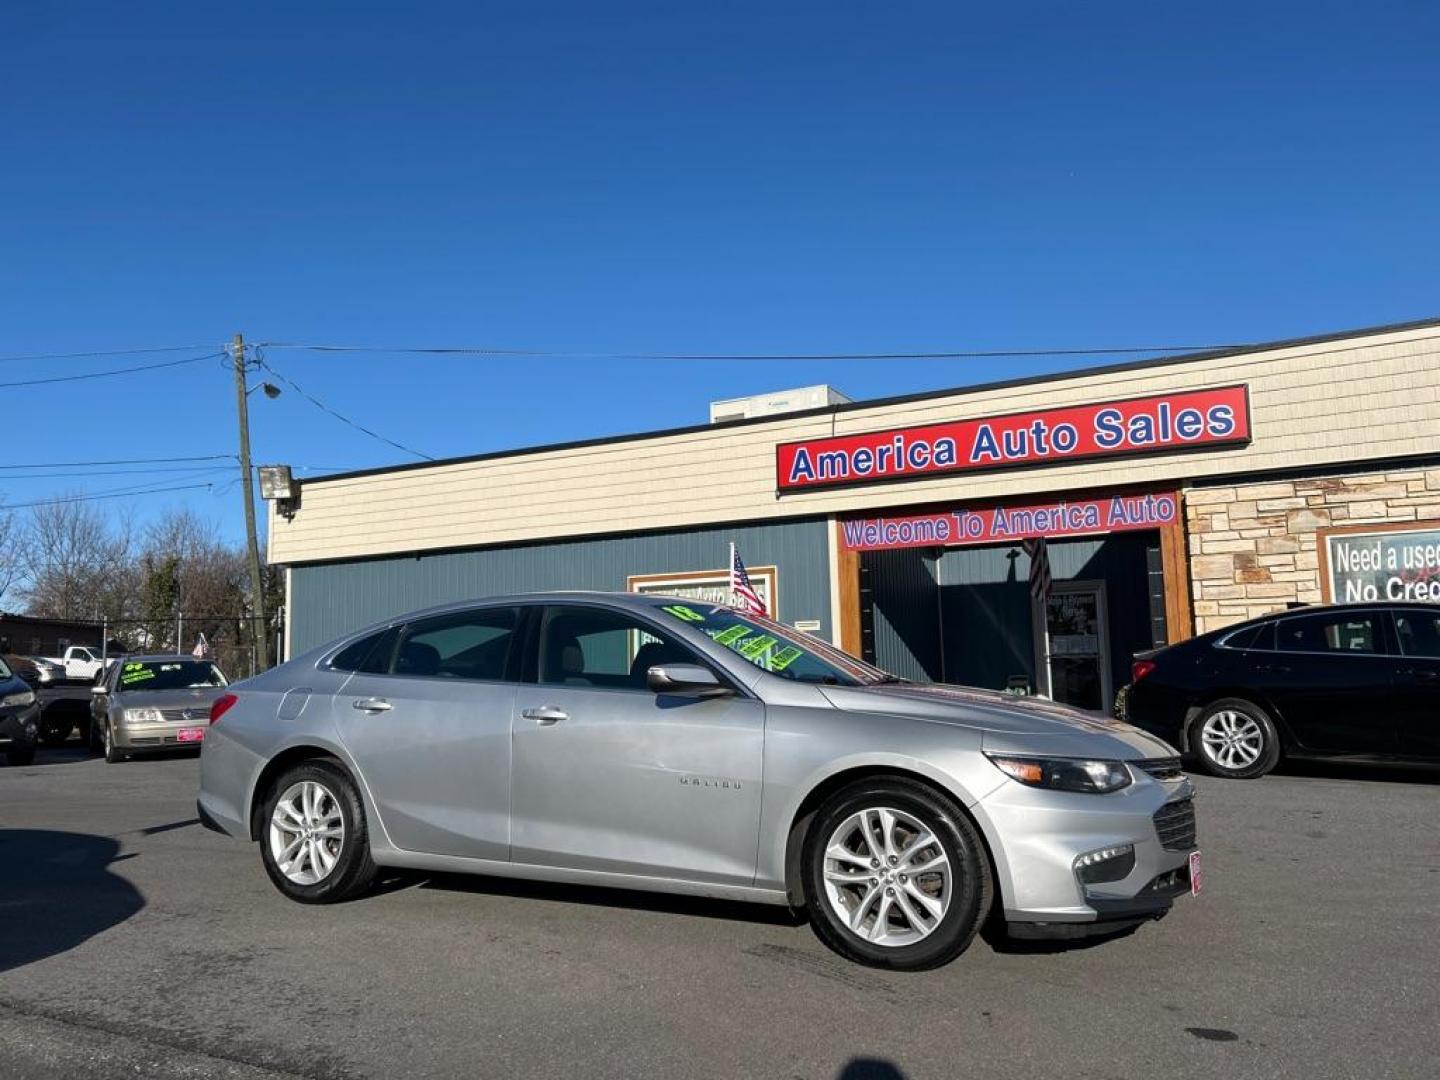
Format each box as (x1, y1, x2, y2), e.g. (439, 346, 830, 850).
(6, 742, 36, 767)
(801, 778, 992, 971)
(258, 760, 377, 904)
(102, 720, 126, 764)
(1190, 697, 1280, 779)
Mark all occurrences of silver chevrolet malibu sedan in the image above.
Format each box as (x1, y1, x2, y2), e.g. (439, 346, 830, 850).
(199, 592, 1199, 969)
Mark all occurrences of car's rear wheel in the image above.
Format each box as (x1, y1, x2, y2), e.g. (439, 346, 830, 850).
(1190, 697, 1280, 779)
(801, 778, 992, 971)
(38, 715, 72, 746)
(258, 760, 377, 904)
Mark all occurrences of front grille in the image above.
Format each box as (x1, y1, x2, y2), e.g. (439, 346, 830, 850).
(1153, 798, 1197, 851)
(157, 707, 204, 723)
(1136, 757, 1184, 781)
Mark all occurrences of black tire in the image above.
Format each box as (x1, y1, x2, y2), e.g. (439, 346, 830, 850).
(257, 759, 378, 904)
(38, 715, 72, 747)
(102, 720, 126, 764)
(801, 777, 992, 971)
(1189, 697, 1281, 779)
(6, 742, 36, 767)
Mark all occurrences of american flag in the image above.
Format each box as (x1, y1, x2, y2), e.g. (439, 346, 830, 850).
(1022, 537, 1051, 601)
(729, 544, 767, 616)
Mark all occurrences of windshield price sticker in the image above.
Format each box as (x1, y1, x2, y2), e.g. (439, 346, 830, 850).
(661, 603, 810, 674)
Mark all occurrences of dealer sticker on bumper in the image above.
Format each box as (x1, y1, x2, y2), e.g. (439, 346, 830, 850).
(1189, 850, 1204, 897)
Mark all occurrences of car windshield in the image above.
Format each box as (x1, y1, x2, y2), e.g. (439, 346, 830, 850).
(116, 660, 227, 691)
(653, 601, 897, 686)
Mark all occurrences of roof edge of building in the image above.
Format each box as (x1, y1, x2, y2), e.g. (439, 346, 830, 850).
(298, 314, 1440, 487)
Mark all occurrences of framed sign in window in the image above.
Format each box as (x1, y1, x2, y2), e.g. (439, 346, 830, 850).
(626, 566, 779, 619)
(1317, 520, 1440, 604)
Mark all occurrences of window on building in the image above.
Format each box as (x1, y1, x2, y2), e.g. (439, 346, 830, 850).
(1274, 612, 1381, 655)
(395, 608, 519, 681)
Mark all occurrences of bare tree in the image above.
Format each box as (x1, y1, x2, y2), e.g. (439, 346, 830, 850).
(0, 503, 22, 609)
(23, 497, 135, 621)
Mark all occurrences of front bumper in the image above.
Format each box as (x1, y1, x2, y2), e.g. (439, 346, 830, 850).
(970, 763, 1198, 926)
(0, 703, 41, 748)
(113, 719, 208, 752)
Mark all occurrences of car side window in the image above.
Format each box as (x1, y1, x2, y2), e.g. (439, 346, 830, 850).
(330, 627, 399, 674)
(1394, 611, 1440, 658)
(1274, 612, 1381, 655)
(394, 608, 519, 681)
(538, 605, 699, 691)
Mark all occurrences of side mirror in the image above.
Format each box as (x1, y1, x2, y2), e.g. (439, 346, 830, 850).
(646, 664, 732, 698)
(91, 685, 107, 695)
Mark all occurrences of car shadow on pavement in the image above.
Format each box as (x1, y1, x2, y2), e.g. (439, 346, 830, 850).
(0, 831, 145, 973)
(8, 746, 95, 769)
(1271, 759, 1440, 785)
(837, 1060, 906, 1079)
(411, 871, 806, 926)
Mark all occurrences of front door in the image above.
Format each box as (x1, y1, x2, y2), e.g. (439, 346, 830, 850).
(509, 603, 765, 886)
(1264, 608, 1397, 756)
(334, 605, 521, 861)
(1035, 582, 1111, 712)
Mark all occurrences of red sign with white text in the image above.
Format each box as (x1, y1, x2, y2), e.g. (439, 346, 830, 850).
(776, 385, 1250, 492)
(840, 491, 1180, 551)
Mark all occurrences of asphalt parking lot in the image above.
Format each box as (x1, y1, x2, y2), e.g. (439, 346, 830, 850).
(2, 746, 1436, 1080)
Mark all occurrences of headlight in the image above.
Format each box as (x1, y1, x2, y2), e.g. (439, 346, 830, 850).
(1, 690, 36, 708)
(124, 707, 164, 724)
(986, 754, 1132, 793)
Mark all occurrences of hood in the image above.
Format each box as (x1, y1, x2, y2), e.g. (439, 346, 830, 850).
(112, 686, 228, 712)
(820, 682, 1177, 759)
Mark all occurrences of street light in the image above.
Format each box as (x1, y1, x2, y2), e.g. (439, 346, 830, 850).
(248, 381, 282, 399)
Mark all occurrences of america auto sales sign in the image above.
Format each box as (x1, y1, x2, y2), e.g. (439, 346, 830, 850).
(775, 385, 1251, 492)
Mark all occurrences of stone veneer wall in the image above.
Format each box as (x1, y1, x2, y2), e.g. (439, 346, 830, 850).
(1184, 464, 1440, 633)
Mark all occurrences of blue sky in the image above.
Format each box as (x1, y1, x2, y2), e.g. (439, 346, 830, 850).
(2, 1, 1436, 547)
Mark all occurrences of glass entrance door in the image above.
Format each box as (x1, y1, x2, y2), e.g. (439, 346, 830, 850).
(1034, 582, 1111, 712)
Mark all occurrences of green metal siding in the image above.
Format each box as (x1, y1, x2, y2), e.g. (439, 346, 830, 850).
(288, 520, 832, 655)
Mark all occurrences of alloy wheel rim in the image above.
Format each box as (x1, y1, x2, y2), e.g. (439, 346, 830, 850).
(268, 781, 345, 885)
(1202, 709, 1264, 769)
(822, 806, 952, 947)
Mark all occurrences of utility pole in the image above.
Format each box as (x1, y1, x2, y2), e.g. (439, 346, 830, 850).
(232, 332, 268, 671)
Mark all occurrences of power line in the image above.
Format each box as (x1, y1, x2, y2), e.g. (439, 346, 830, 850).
(0, 454, 234, 470)
(0, 344, 220, 363)
(255, 352, 435, 462)
(0, 481, 218, 511)
(0, 352, 224, 389)
(256, 341, 1248, 361)
(0, 465, 236, 481)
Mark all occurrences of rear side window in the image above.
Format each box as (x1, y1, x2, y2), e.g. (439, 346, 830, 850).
(329, 627, 399, 674)
(394, 608, 519, 681)
(1274, 612, 1382, 655)
(1395, 611, 1440, 658)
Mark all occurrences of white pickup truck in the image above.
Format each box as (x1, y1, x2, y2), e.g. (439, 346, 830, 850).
(41, 645, 115, 682)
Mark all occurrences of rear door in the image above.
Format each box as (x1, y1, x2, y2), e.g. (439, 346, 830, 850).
(1264, 609, 1397, 756)
(333, 606, 522, 861)
(1390, 607, 1440, 761)
(509, 603, 765, 886)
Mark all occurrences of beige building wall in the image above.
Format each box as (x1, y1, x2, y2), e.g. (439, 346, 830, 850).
(1185, 466, 1440, 633)
(270, 323, 1440, 566)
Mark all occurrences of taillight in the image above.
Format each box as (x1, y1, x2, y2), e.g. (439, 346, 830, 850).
(1131, 659, 1157, 682)
(210, 693, 238, 725)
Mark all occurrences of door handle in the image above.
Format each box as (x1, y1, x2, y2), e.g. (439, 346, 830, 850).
(522, 705, 568, 725)
(1255, 663, 1292, 674)
(351, 698, 392, 713)
(1405, 669, 1440, 682)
